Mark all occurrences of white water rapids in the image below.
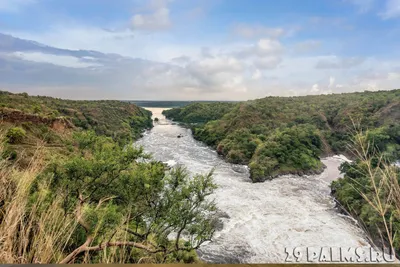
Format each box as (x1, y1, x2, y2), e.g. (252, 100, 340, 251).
(135, 108, 371, 263)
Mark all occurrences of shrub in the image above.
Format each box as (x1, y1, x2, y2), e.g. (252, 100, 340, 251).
(331, 132, 400, 255)
(1, 147, 17, 160)
(33, 105, 42, 114)
(6, 127, 26, 144)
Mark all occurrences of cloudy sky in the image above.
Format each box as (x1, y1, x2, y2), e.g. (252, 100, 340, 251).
(0, 0, 400, 100)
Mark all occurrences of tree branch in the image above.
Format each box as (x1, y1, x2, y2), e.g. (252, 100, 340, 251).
(96, 196, 117, 209)
(60, 240, 166, 264)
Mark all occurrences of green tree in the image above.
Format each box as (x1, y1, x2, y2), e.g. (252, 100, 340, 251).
(36, 134, 217, 263)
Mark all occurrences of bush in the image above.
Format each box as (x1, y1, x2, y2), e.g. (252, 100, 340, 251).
(33, 105, 42, 114)
(6, 127, 26, 144)
(1, 147, 17, 160)
(331, 132, 400, 254)
(248, 125, 323, 181)
(39, 133, 217, 263)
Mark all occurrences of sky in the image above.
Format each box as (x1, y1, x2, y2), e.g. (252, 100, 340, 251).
(0, 0, 400, 100)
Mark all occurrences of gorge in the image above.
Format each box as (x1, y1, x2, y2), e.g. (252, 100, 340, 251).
(136, 108, 371, 263)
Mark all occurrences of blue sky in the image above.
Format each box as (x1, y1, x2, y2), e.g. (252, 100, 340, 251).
(0, 0, 400, 100)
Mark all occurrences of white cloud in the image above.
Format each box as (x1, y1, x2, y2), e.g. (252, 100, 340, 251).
(2, 48, 399, 100)
(222, 75, 247, 92)
(233, 24, 286, 39)
(329, 76, 335, 88)
(0, 0, 35, 12)
(170, 55, 191, 66)
(258, 39, 283, 54)
(337, 69, 400, 93)
(311, 83, 320, 93)
(2, 22, 400, 101)
(380, 0, 400, 19)
(5, 26, 201, 62)
(7, 27, 137, 56)
(294, 40, 321, 53)
(251, 69, 262, 80)
(12, 51, 102, 68)
(131, 7, 171, 31)
(388, 72, 400, 80)
(130, 0, 172, 31)
(235, 39, 283, 58)
(315, 56, 365, 69)
(187, 56, 243, 74)
(309, 77, 336, 95)
(253, 56, 282, 69)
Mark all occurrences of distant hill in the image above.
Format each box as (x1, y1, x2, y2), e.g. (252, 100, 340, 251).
(128, 100, 237, 108)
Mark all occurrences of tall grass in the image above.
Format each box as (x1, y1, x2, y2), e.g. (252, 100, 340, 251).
(345, 128, 400, 256)
(0, 137, 184, 264)
(0, 138, 77, 263)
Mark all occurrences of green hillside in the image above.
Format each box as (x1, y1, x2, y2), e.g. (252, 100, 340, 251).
(164, 90, 400, 182)
(0, 90, 154, 166)
(0, 91, 153, 142)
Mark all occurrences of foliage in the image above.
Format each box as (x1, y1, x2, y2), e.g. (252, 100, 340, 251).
(0, 90, 153, 145)
(162, 102, 236, 124)
(0, 91, 218, 263)
(0, 131, 218, 263)
(44, 133, 217, 263)
(165, 89, 400, 180)
(249, 125, 323, 182)
(6, 127, 26, 144)
(331, 131, 400, 254)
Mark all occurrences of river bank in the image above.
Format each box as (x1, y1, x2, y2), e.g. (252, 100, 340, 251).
(136, 107, 371, 263)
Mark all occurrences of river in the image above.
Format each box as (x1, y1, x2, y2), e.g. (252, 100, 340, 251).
(135, 107, 371, 263)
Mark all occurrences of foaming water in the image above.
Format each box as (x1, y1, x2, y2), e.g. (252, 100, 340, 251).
(135, 108, 370, 263)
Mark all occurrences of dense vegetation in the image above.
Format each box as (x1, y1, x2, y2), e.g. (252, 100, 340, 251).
(163, 102, 235, 124)
(164, 90, 400, 182)
(1, 91, 153, 144)
(331, 131, 400, 255)
(165, 89, 400, 254)
(0, 91, 218, 263)
(131, 100, 236, 109)
(0, 90, 153, 166)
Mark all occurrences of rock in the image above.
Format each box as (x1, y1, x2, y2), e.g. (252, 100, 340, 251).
(211, 211, 231, 232)
(213, 219, 224, 232)
(216, 211, 230, 219)
(231, 165, 248, 173)
(177, 134, 183, 138)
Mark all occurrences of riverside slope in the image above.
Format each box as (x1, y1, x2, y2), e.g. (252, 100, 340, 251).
(135, 108, 371, 263)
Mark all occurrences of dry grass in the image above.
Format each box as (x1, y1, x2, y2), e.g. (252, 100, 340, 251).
(0, 136, 154, 264)
(346, 127, 400, 255)
(0, 137, 77, 263)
